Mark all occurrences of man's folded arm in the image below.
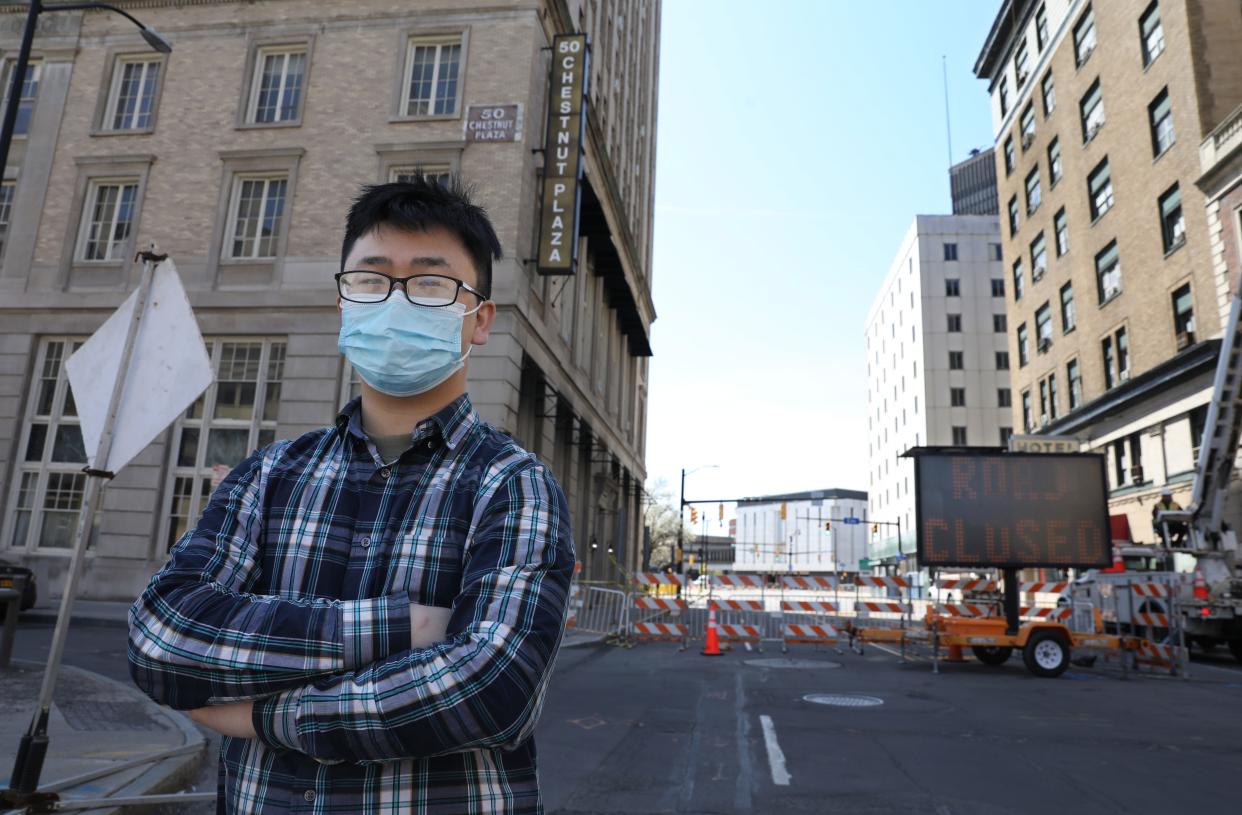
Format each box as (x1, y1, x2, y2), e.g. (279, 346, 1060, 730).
(252, 461, 574, 762)
(128, 444, 412, 710)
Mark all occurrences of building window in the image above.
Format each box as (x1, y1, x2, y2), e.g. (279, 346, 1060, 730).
(996, 351, 1011, 370)
(944, 242, 958, 261)
(991, 277, 1005, 297)
(1041, 71, 1056, 116)
(0, 59, 40, 136)
(1020, 103, 1036, 149)
(993, 313, 1008, 333)
(224, 175, 288, 260)
(1060, 282, 1076, 332)
(103, 56, 161, 131)
(1008, 195, 1020, 236)
(1039, 379, 1050, 425)
(1048, 137, 1062, 185)
(1102, 326, 1129, 388)
(947, 313, 962, 332)
(1003, 134, 1015, 175)
(163, 339, 285, 551)
(1018, 322, 1030, 367)
(949, 350, 964, 370)
(1030, 232, 1047, 281)
(1022, 390, 1033, 431)
(1088, 158, 1114, 220)
(389, 164, 452, 186)
(1068, 358, 1082, 409)
(945, 278, 960, 296)
(998, 388, 1012, 408)
(952, 426, 968, 445)
(76, 179, 138, 262)
(0, 181, 13, 257)
(991, 243, 1004, 262)
(951, 387, 967, 407)
(1096, 240, 1121, 304)
(999, 76, 1010, 117)
(6, 339, 89, 551)
(1159, 183, 1185, 253)
(1149, 88, 1175, 157)
(1036, 4, 1050, 50)
(1054, 207, 1069, 256)
(1025, 166, 1041, 214)
(1074, 6, 1098, 67)
(1172, 283, 1195, 348)
(1000, 426, 1014, 446)
(1081, 79, 1105, 142)
(1140, 2, 1165, 66)
(1048, 374, 1059, 420)
(1036, 302, 1053, 351)
(1014, 37, 1030, 87)
(1013, 258, 1025, 301)
(402, 35, 463, 117)
(246, 45, 307, 124)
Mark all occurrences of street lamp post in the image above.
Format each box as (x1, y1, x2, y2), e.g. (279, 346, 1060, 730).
(0, 2, 171, 177)
(675, 465, 717, 576)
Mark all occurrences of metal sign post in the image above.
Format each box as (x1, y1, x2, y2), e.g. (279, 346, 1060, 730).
(5, 248, 161, 801)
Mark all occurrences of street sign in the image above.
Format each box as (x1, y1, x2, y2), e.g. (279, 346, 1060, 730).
(842, 517, 862, 525)
(66, 259, 212, 474)
(1008, 433, 1081, 454)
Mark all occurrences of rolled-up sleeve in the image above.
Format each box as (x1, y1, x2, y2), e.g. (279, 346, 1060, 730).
(128, 444, 412, 709)
(252, 460, 574, 761)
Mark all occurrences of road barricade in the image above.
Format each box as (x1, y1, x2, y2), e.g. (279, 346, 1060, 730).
(572, 586, 628, 638)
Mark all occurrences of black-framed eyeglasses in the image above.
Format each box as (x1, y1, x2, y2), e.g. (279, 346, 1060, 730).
(335, 270, 488, 307)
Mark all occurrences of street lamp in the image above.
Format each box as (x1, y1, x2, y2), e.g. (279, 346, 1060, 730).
(677, 464, 718, 575)
(0, 2, 171, 178)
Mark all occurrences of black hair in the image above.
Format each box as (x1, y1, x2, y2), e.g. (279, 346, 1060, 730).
(340, 176, 503, 299)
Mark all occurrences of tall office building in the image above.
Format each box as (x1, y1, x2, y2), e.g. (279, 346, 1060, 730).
(950, 148, 1000, 216)
(865, 215, 1010, 574)
(731, 489, 869, 576)
(975, 0, 1242, 541)
(0, 0, 660, 598)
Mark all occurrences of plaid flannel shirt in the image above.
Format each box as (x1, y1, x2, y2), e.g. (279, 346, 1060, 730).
(128, 395, 575, 814)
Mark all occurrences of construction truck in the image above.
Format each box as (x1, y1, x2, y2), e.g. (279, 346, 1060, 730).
(1074, 286, 1242, 664)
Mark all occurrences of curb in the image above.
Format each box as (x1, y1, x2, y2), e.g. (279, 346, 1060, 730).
(18, 610, 129, 628)
(6, 659, 207, 814)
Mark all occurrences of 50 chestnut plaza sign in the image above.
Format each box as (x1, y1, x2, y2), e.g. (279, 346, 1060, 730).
(537, 33, 589, 275)
(913, 450, 1112, 569)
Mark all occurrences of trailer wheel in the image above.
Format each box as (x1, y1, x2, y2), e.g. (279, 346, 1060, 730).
(1229, 639, 1242, 665)
(972, 646, 1013, 666)
(1023, 631, 1070, 678)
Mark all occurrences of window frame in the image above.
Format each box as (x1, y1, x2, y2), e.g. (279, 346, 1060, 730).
(1018, 322, 1030, 367)
(1095, 239, 1122, 304)
(0, 179, 15, 260)
(74, 176, 141, 264)
(1030, 232, 1047, 281)
(945, 277, 960, 296)
(1041, 71, 1056, 116)
(1020, 103, 1036, 149)
(1088, 158, 1114, 221)
(1159, 183, 1185, 254)
(1008, 195, 1020, 236)
(0, 57, 42, 138)
(1081, 79, 1105, 143)
(1048, 137, 1062, 185)
(1149, 87, 1175, 158)
(375, 142, 464, 185)
(208, 147, 304, 287)
(1013, 257, 1025, 301)
(950, 387, 967, 408)
(1025, 166, 1042, 216)
(1035, 301, 1053, 351)
(1074, 6, 1098, 68)
(1054, 207, 1069, 256)
(1003, 134, 1016, 176)
(1171, 282, 1195, 348)
(240, 40, 313, 129)
(1067, 358, 1083, 409)
(392, 29, 469, 122)
(996, 351, 1011, 370)
(222, 174, 290, 262)
(58, 154, 154, 289)
(1060, 281, 1076, 333)
(1140, 2, 1165, 67)
(94, 51, 166, 135)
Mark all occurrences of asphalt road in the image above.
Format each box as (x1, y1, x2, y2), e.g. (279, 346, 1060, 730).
(9, 620, 1242, 814)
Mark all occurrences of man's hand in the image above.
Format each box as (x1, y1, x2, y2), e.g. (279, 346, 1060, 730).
(188, 701, 257, 738)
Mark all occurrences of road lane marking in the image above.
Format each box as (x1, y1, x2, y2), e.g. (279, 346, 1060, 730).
(734, 672, 753, 811)
(759, 715, 791, 786)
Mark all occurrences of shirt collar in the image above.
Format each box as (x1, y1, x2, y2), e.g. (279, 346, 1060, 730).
(335, 393, 478, 452)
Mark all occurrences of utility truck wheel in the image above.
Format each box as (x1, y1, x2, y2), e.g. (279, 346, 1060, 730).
(1023, 631, 1070, 678)
(972, 646, 1013, 666)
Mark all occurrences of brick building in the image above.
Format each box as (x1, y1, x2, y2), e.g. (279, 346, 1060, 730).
(975, 0, 1242, 541)
(0, 0, 659, 598)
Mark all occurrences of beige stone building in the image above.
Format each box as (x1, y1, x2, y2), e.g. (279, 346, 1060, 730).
(974, 0, 1242, 542)
(0, 0, 659, 599)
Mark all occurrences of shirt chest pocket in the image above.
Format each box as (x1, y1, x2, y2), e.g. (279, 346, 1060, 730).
(384, 522, 468, 606)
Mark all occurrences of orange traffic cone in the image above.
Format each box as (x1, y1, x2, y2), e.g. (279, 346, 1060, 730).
(1193, 568, 1209, 601)
(946, 643, 967, 662)
(702, 608, 723, 656)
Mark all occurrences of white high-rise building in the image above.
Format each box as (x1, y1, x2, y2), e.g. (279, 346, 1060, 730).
(864, 215, 1010, 573)
(732, 489, 869, 575)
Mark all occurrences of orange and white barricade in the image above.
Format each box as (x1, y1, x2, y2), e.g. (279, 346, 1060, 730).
(632, 571, 686, 588)
(856, 575, 909, 591)
(1020, 581, 1070, 594)
(779, 575, 838, 591)
(936, 578, 998, 593)
(780, 600, 838, 615)
(782, 622, 840, 648)
(630, 594, 689, 647)
(779, 600, 841, 651)
(713, 574, 767, 589)
(1133, 639, 1186, 667)
(932, 603, 996, 618)
(566, 583, 583, 628)
(1020, 605, 1072, 621)
(631, 622, 690, 643)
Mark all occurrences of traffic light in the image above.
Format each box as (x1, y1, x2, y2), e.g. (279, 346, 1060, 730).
(871, 523, 879, 533)
(824, 521, 831, 531)
(718, 503, 724, 521)
(780, 502, 787, 520)
(691, 506, 698, 524)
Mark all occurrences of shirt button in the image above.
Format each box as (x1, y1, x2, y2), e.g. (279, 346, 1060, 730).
(360, 536, 370, 548)
(379, 467, 391, 478)
(303, 790, 316, 802)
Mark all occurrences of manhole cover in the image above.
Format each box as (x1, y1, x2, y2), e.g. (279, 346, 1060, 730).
(744, 658, 841, 669)
(803, 693, 884, 707)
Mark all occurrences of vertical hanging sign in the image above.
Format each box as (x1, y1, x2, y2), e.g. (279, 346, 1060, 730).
(537, 33, 589, 275)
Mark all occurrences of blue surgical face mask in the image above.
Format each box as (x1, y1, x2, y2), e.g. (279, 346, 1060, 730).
(338, 298, 480, 397)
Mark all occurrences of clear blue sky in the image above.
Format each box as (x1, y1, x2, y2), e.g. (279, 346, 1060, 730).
(646, 1, 999, 511)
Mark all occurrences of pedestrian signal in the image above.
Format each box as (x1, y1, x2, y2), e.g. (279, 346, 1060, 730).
(691, 506, 698, 524)
(871, 523, 878, 533)
(718, 503, 724, 521)
(780, 502, 787, 520)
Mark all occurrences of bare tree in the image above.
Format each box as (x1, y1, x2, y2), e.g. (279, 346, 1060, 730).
(643, 478, 695, 570)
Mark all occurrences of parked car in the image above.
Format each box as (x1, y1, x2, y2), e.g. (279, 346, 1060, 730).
(0, 559, 38, 614)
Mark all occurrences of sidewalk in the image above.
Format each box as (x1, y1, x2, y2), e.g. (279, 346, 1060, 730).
(19, 599, 131, 628)
(0, 659, 206, 814)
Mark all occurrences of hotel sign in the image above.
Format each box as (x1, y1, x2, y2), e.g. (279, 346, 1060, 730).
(537, 33, 589, 275)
